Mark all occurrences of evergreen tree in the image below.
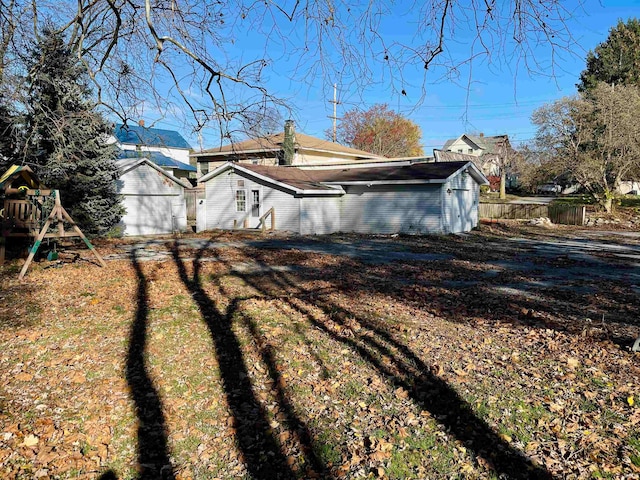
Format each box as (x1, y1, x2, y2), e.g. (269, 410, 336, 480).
(578, 19, 640, 92)
(0, 99, 21, 173)
(25, 28, 123, 236)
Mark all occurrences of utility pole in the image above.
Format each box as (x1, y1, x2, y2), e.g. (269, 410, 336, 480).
(328, 83, 339, 142)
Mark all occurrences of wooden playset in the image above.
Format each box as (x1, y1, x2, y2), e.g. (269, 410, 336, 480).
(0, 165, 106, 279)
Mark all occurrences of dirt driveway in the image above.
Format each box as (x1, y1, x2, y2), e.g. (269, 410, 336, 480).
(98, 226, 640, 347)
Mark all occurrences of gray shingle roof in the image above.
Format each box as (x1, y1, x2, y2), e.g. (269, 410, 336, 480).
(234, 161, 472, 188)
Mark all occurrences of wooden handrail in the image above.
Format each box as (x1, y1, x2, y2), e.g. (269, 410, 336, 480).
(257, 207, 275, 231)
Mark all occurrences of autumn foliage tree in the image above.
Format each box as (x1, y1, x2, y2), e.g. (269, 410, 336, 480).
(334, 104, 423, 158)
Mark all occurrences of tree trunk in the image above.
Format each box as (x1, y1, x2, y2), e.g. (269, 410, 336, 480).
(602, 196, 613, 213)
(499, 168, 506, 199)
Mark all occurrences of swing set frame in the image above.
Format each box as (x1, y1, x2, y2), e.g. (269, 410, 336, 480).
(0, 165, 106, 280)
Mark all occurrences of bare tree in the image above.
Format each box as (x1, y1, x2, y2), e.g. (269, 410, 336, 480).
(1, 0, 582, 142)
(532, 82, 640, 212)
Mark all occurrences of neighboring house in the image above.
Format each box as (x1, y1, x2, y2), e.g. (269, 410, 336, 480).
(441, 133, 511, 177)
(618, 180, 640, 195)
(191, 120, 382, 177)
(111, 122, 196, 182)
(116, 158, 191, 236)
(197, 160, 488, 235)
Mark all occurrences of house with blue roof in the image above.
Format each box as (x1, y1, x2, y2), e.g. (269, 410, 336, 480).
(112, 121, 196, 182)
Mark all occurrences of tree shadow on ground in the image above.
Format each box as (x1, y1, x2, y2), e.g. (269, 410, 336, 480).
(169, 241, 327, 479)
(248, 231, 640, 348)
(211, 250, 551, 479)
(100, 249, 175, 480)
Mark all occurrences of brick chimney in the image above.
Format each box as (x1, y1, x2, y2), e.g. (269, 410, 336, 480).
(479, 132, 484, 137)
(281, 120, 295, 165)
(138, 119, 145, 127)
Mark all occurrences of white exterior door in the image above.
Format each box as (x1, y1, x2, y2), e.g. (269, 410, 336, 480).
(251, 190, 261, 218)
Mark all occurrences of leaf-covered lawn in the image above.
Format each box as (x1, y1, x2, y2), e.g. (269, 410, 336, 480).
(0, 228, 639, 479)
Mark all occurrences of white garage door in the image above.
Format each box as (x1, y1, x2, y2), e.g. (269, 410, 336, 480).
(121, 194, 179, 236)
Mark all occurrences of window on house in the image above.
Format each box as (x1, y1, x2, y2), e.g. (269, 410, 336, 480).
(236, 190, 246, 212)
(457, 149, 463, 153)
(200, 163, 209, 176)
(468, 149, 473, 154)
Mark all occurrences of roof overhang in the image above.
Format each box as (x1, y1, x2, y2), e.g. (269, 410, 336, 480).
(460, 135, 484, 150)
(191, 145, 380, 160)
(324, 161, 489, 186)
(452, 161, 490, 185)
(191, 148, 280, 158)
(117, 157, 192, 189)
(199, 162, 345, 195)
(324, 179, 447, 186)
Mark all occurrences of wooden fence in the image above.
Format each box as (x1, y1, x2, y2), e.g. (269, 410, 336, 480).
(185, 186, 205, 225)
(479, 203, 586, 226)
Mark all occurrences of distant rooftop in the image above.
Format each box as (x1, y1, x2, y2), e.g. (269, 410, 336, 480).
(193, 131, 381, 160)
(442, 134, 509, 155)
(115, 123, 191, 150)
(117, 150, 196, 172)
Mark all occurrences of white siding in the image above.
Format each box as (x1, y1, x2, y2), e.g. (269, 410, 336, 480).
(200, 166, 483, 235)
(339, 185, 443, 234)
(443, 171, 478, 233)
(300, 197, 341, 235)
(204, 171, 301, 232)
(119, 144, 191, 165)
(619, 181, 640, 195)
(447, 138, 481, 156)
(117, 163, 187, 235)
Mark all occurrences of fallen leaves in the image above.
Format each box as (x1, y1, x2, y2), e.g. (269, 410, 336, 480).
(21, 434, 39, 447)
(0, 232, 638, 478)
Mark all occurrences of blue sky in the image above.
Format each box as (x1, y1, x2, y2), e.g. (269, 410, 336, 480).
(144, 0, 640, 153)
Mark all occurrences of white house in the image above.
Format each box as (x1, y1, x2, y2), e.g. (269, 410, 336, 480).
(441, 133, 511, 177)
(618, 180, 640, 195)
(116, 158, 191, 236)
(197, 161, 488, 235)
(112, 122, 196, 181)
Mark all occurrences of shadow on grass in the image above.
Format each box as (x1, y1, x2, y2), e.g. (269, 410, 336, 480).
(220, 253, 552, 480)
(169, 241, 326, 479)
(100, 249, 175, 480)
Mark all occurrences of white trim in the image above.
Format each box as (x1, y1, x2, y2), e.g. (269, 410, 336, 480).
(324, 179, 447, 186)
(117, 157, 192, 189)
(250, 188, 262, 218)
(235, 189, 247, 212)
(198, 160, 488, 195)
(191, 148, 280, 158)
(448, 162, 489, 186)
(121, 193, 181, 197)
(199, 162, 345, 195)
